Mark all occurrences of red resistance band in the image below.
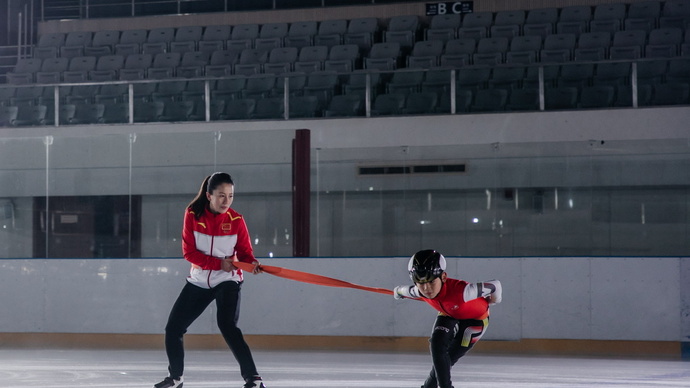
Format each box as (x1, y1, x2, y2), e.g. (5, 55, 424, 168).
(234, 261, 394, 296)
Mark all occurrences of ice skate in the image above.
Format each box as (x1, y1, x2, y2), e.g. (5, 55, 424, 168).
(153, 376, 183, 388)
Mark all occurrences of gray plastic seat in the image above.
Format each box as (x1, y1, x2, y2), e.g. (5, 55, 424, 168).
(205, 50, 239, 77)
(89, 55, 125, 81)
(234, 49, 268, 76)
(506, 35, 542, 64)
(574, 32, 611, 61)
(386, 70, 425, 95)
(440, 38, 475, 67)
(177, 51, 210, 78)
(228, 24, 259, 51)
(473, 37, 509, 66)
(288, 95, 319, 118)
(264, 47, 298, 74)
(294, 46, 328, 73)
(425, 14, 460, 42)
(324, 44, 360, 73)
(364, 42, 401, 71)
(147, 52, 181, 79)
(645, 28, 683, 58)
(590, 3, 625, 33)
(314, 19, 348, 48)
(371, 93, 406, 116)
(255, 23, 288, 51)
(324, 94, 361, 117)
(220, 98, 256, 120)
(116, 29, 148, 55)
(557, 5, 592, 35)
(343, 18, 378, 53)
(253, 97, 285, 119)
(523, 8, 558, 37)
(625, 1, 661, 32)
(407, 40, 444, 68)
(609, 30, 647, 60)
(384, 15, 420, 51)
(403, 92, 438, 115)
(471, 88, 508, 112)
(285, 21, 317, 49)
(0, 106, 18, 126)
(85, 30, 120, 57)
(541, 34, 577, 63)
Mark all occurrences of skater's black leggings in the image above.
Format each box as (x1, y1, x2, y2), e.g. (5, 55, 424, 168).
(422, 314, 489, 388)
(164, 280, 259, 381)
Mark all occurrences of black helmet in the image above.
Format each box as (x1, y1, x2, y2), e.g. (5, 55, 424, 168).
(408, 249, 447, 283)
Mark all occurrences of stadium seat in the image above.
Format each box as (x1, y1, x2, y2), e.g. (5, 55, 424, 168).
(364, 42, 401, 70)
(541, 33, 577, 63)
(288, 95, 319, 118)
(264, 47, 299, 74)
(0, 106, 18, 126)
(473, 37, 509, 66)
(234, 49, 268, 76)
(574, 32, 611, 61)
(143, 27, 175, 54)
(651, 83, 690, 106)
(324, 94, 362, 117)
(384, 15, 420, 52)
(506, 88, 539, 111)
(593, 62, 631, 86)
(459, 12, 493, 41)
(89, 55, 125, 81)
(220, 98, 256, 120)
(255, 23, 288, 51)
(590, 3, 625, 33)
(545, 87, 579, 110)
(645, 28, 683, 58)
(342, 70, 381, 98)
(386, 70, 424, 95)
(61, 31, 93, 58)
(659, 0, 690, 30)
(8, 58, 43, 83)
(243, 74, 277, 98)
(285, 21, 317, 49)
(557, 5, 592, 35)
(147, 52, 181, 79)
(101, 102, 129, 123)
(273, 72, 307, 97)
(314, 19, 348, 48)
(253, 97, 285, 119)
(116, 29, 148, 55)
(324, 44, 360, 73)
(506, 35, 542, 64)
(205, 50, 239, 77)
(212, 77, 246, 100)
(489, 66, 526, 90)
(303, 71, 339, 109)
(407, 40, 443, 68)
(343, 18, 379, 53)
(403, 92, 438, 115)
(579, 85, 615, 108)
(558, 63, 594, 88)
(610, 30, 647, 60)
(523, 8, 559, 38)
(371, 93, 406, 115)
(14, 104, 47, 126)
(85, 30, 120, 57)
(457, 67, 491, 91)
(227, 24, 259, 51)
(440, 38, 475, 67)
(133, 101, 164, 122)
(171, 26, 202, 53)
(471, 88, 508, 112)
(425, 14, 460, 43)
(493, 10, 526, 39)
(637, 59, 668, 86)
(177, 51, 210, 78)
(294, 46, 328, 73)
(199, 25, 230, 53)
(625, 1, 661, 32)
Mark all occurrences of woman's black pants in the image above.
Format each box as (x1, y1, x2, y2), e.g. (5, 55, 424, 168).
(164, 280, 258, 381)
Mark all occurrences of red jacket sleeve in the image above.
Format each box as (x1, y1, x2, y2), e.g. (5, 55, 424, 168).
(181, 209, 222, 271)
(233, 216, 256, 264)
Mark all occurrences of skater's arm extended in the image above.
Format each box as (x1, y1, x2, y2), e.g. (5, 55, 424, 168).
(463, 280, 502, 305)
(393, 284, 422, 300)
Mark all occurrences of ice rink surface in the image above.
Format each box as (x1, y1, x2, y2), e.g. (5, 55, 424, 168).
(0, 348, 688, 388)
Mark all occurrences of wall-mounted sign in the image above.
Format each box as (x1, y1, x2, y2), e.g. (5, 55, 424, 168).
(426, 1, 474, 16)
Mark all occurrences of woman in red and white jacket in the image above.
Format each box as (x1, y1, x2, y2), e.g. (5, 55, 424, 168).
(154, 172, 267, 388)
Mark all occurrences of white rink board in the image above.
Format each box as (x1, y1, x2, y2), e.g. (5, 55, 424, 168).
(0, 256, 684, 342)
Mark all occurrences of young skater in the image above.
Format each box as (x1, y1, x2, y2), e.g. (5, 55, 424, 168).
(393, 249, 502, 388)
(154, 172, 267, 388)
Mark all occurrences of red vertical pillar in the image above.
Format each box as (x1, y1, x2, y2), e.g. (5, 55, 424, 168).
(292, 129, 310, 257)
